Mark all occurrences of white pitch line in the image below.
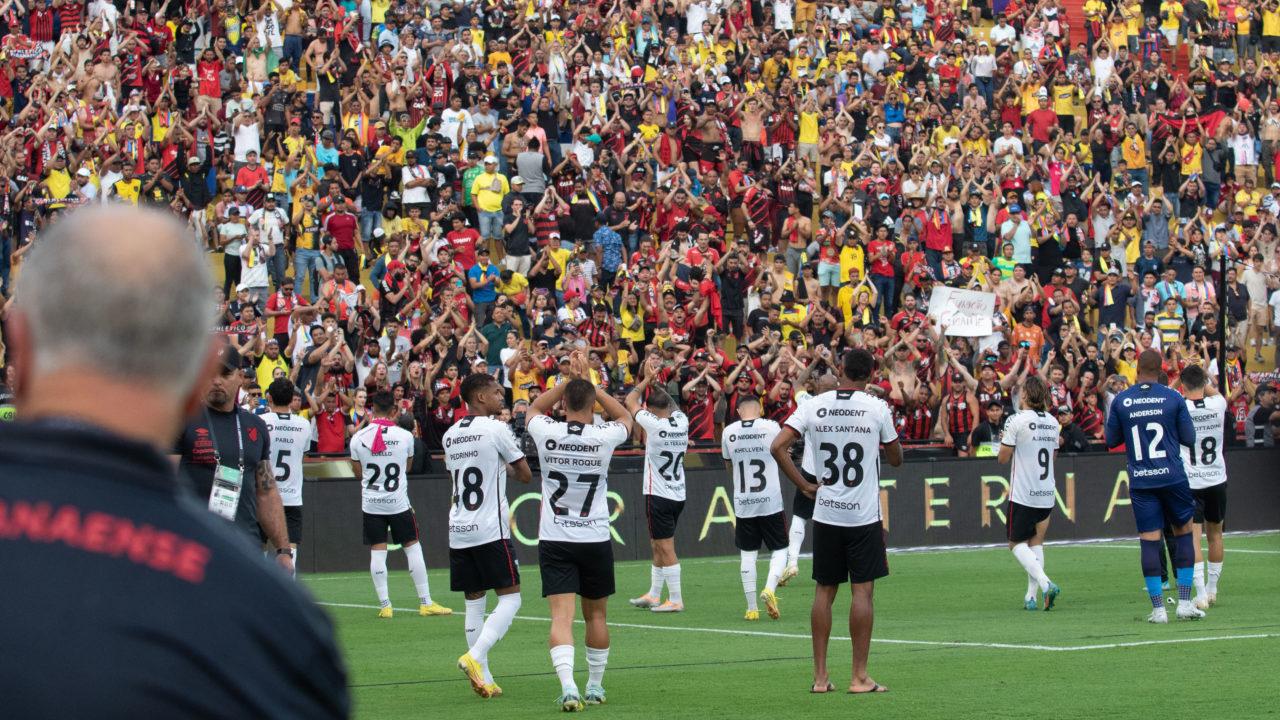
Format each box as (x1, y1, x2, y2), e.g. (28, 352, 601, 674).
(303, 531, 1280, 580)
(314, 601, 1280, 652)
(1090, 545, 1280, 555)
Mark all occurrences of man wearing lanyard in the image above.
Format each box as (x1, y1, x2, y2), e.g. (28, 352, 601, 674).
(175, 347, 294, 572)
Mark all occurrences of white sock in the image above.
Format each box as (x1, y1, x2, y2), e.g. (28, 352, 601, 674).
(663, 564, 683, 604)
(647, 565, 664, 598)
(586, 646, 609, 687)
(550, 644, 577, 695)
(765, 549, 788, 592)
(786, 520, 806, 567)
(1194, 563, 1207, 597)
(472, 594, 521, 664)
(1012, 543, 1050, 593)
(1028, 545, 1045, 599)
(464, 597, 486, 649)
(1207, 561, 1223, 594)
(740, 551, 759, 610)
(404, 543, 433, 605)
(370, 549, 390, 607)
(464, 597, 493, 682)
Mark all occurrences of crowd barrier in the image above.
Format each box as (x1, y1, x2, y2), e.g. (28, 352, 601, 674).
(295, 449, 1280, 573)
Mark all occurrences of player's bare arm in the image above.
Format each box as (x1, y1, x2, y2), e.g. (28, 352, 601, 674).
(770, 427, 819, 498)
(510, 458, 533, 484)
(255, 462, 293, 571)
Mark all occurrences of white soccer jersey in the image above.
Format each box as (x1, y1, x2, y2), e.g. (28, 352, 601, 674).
(636, 409, 690, 502)
(1181, 394, 1228, 489)
(443, 415, 526, 548)
(721, 418, 784, 518)
(1001, 410, 1060, 509)
(263, 411, 313, 507)
(350, 423, 414, 515)
(527, 415, 629, 543)
(797, 394, 819, 475)
(785, 389, 898, 527)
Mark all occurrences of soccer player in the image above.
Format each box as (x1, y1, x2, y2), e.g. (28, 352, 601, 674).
(350, 390, 452, 618)
(448, 373, 533, 699)
(997, 375, 1063, 611)
(1104, 350, 1203, 623)
(625, 360, 691, 613)
(780, 374, 839, 585)
(1176, 364, 1228, 609)
(527, 352, 633, 711)
(771, 349, 902, 695)
(262, 378, 313, 577)
(722, 397, 788, 620)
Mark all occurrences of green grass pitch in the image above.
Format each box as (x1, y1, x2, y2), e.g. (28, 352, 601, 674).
(304, 532, 1280, 719)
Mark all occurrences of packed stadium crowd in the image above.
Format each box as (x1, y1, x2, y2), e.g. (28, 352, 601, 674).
(2, 0, 1280, 449)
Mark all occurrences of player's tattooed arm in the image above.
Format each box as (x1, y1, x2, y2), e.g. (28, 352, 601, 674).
(256, 462, 277, 492)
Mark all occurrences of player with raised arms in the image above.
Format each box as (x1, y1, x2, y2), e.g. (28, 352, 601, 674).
(449, 373, 533, 699)
(626, 356, 691, 613)
(1104, 350, 1202, 623)
(771, 348, 902, 695)
(526, 351, 633, 711)
(262, 378, 313, 577)
(1176, 363, 1228, 609)
(350, 390, 452, 618)
(997, 374, 1063, 610)
(722, 397, 788, 620)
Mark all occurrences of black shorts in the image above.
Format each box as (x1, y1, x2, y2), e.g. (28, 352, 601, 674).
(538, 540, 615, 599)
(450, 538, 521, 593)
(1006, 501, 1052, 543)
(362, 509, 419, 546)
(646, 495, 685, 540)
(811, 520, 889, 586)
(792, 469, 817, 520)
(257, 505, 304, 545)
(284, 505, 302, 544)
(1192, 484, 1227, 524)
(736, 512, 788, 552)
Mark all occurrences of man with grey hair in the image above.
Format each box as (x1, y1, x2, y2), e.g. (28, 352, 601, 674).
(0, 206, 349, 717)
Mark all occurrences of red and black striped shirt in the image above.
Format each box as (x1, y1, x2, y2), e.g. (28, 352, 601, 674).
(944, 391, 975, 438)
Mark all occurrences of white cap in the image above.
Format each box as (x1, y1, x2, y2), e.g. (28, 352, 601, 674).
(483, 154, 498, 164)
(76, 167, 92, 177)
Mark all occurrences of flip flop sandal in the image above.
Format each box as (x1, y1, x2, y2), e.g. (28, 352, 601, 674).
(810, 682, 835, 694)
(849, 683, 888, 695)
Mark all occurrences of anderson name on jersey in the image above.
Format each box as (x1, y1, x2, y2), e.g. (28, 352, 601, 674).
(636, 409, 689, 502)
(527, 415, 629, 543)
(1000, 410, 1060, 509)
(1181, 394, 1227, 490)
(443, 416, 526, 548)
(350, 423, 414, 515)
(263, 411, 312, 507)
(721, 418, 784, 517)
(785, 389, 898, 528)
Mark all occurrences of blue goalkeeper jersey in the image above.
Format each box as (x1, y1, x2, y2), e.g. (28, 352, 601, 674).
(1104, 381, 1196, 489)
